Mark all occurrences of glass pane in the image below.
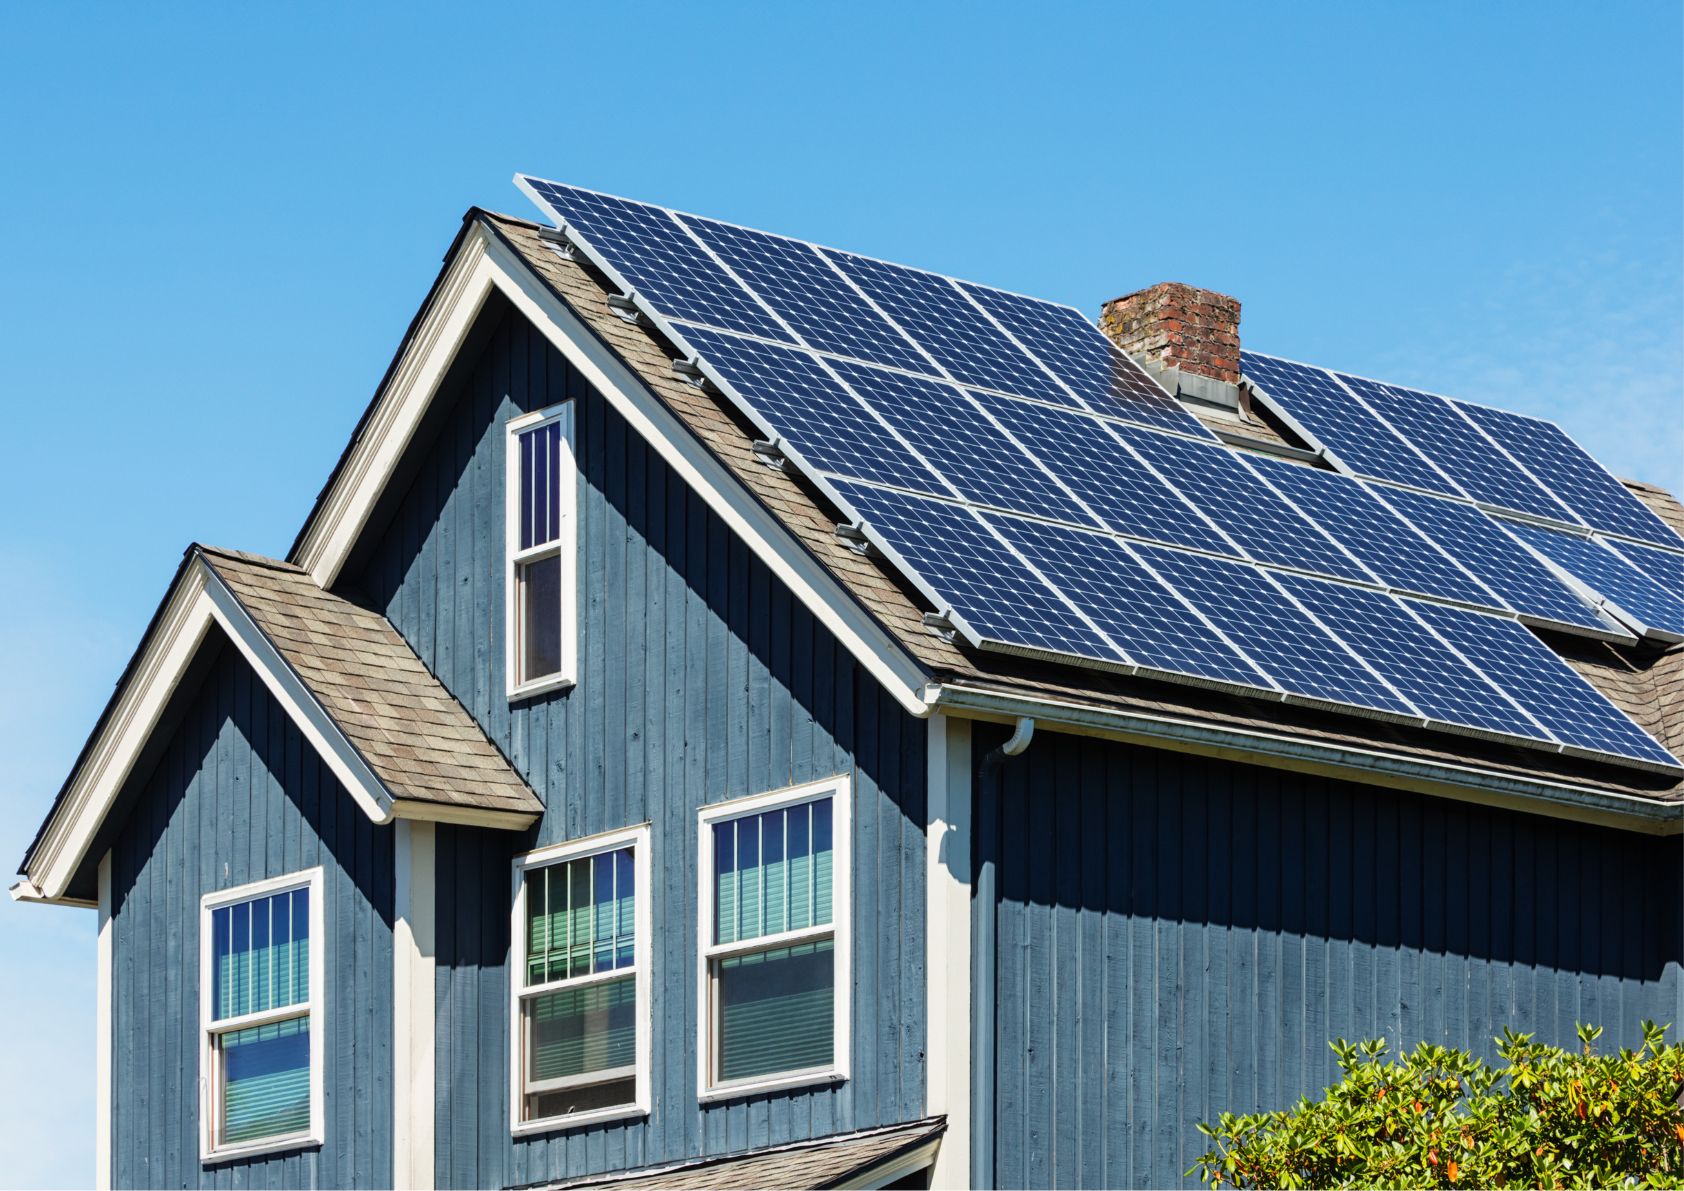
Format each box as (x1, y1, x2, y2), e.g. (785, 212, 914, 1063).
(213, 888, 310, 1023)
(518, 554, 563, 682)
(519, 419, 565, 551)
(524, 850, 634, 987)
(220, 1015, 310, 1145)
(716, 938, 835, 1083)
(713, 799, 833, 946)
(523, 975, 637, 1120)
(527, 1075, 636, 1122)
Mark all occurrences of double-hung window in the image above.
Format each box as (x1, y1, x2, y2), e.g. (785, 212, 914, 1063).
(510, 826, 650, 1133)
(698, 778, 851, 1099)
(506, 404, 576, 698)
(199, 869, 324, 1162)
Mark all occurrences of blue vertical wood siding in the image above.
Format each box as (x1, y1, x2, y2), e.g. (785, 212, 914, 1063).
(974, 726, 1684, 1189)
(109, 642, 394, 1190)
(353, 297, 927, 1188)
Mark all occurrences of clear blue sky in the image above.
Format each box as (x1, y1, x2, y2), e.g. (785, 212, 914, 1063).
(0, 3, 1678, 1183)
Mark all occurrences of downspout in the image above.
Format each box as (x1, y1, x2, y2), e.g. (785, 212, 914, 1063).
(972, 716, 1033, 1188)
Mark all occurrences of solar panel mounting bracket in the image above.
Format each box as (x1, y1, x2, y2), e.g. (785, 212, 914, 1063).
(670, 358, 707, 386)
(605, 293, 645, 325)
(535, 225, 578, 259)
(751, 439, 788, 471)
(833, 522, 876, 556)
(921, 611, 957, 642)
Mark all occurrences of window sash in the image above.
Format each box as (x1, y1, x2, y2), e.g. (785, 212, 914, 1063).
(511, 828, 648, 1132)
(697, 782, 848, 1098)
(211, 1010, 312, 1148)
(200, 869, 322, 1161)
(506, 405, 574, 697)
(710, 936, 836, 1086)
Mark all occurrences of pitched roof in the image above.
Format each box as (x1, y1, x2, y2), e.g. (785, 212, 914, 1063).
(17, 542, 539, 901)
(530, 1117, 945, 1190)
(482, 210, 1684, 811)
(200, 547, 541, 818)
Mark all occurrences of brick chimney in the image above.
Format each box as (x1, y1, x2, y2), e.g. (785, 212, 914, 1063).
(1100, 282, 1243, 409)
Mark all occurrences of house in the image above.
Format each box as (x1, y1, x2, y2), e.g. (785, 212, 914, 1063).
(15, 175, 1684, 1191)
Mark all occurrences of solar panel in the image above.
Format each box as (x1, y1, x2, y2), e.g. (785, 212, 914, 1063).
(1411, 603, 1681, 771)
(821, 249, 1074, 406)
(827, 479, 1120, 662)
(674, 325, 946, 493)
(1365, 486, 1612, 635)
(676, 214, 937, 375)
(1241, 352, 1458, 496)
(1131, 545, 1414, 716)
(959, 283, 1213, 437)
(972, 393, 1233, 554)
(1452, 399, 1683, 548)
(1116, 427, 1375, 582)
(824, 360, 1096, 526)
(519, 179, 792, 343)
(1606, 539, 1684, 603)
(1336, 374, 1578, 523)
(1501, 522, 1684, 641)
(986, 515, 1271, 689)
(1274, 575, 1541, 741)
(1244, 455, 1494, 606)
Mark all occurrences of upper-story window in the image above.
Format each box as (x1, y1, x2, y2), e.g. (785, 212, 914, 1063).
(506, 404, 576, 698)
(697, 779, 851, 1100)
(199, 868, 324, 1163)
(510, 826, 650, 1133)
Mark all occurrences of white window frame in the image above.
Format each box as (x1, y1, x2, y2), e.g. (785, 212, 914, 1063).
(198, 867, 326, 1164)
(696, 776, 852, 1102)
(509, 823, 652, 1136)
(505, 403, 578, 700)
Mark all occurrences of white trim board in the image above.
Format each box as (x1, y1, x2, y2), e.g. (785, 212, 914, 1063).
(95, 851, 112, 1191)
(923, 715, 972, 1190)
(289, 218, 931, 719)
(394, 820, 436, 1190)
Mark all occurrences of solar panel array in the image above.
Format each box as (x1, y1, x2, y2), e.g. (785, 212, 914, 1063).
(1242, 349, 1684, 649)
(516, 175, 1681, 774)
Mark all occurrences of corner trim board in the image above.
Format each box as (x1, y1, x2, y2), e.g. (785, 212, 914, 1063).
(95, 851, 112, 1191)
(924, 715, 973, 1190)
(394, 821, 436, 1189)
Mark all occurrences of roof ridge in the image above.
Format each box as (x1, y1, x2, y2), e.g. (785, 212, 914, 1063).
(192, 543, 308, 574)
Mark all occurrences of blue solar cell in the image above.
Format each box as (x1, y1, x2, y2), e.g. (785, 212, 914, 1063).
(987, 515, 1271, 689)
(1133, 545, 1414, 715)
(827, 361, 1095, 525)
(676, 326, 946, 493)
(1453, 400, 1683, 548)
(1245, 456, 1494, 606)
(1411, 604, 1680, 770)
(1241, 353, 1459, 496)
(1337, 374, 1578, 523)
(822, 250, 1072, 405)
(959, 284, 1213, 438)
(972, 394, 1232, 553)
(1367, 486, 1608, 633)
(1116, 427, 1375, 582)
(677, 215, 937, 375)
(1275, 575, 1540, 740)
(828, 479, 1120, 661)
(1606, 540, 1684, 602)
(1502, 522, 1684, 638)
(521, 180, 791, 343)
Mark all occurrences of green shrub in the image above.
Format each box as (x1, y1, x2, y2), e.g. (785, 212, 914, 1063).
(1190, 1022, 1684, 1189)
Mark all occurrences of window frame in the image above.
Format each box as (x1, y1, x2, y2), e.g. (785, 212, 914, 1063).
(508, 823, 652, 1136)
(504, 403, 578, 700)
(198, 867, 326, 1165)
(695, 776, 852, 1102)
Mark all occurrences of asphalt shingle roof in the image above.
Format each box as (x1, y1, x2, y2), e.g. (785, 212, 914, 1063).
(202, 546, 541, 817)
